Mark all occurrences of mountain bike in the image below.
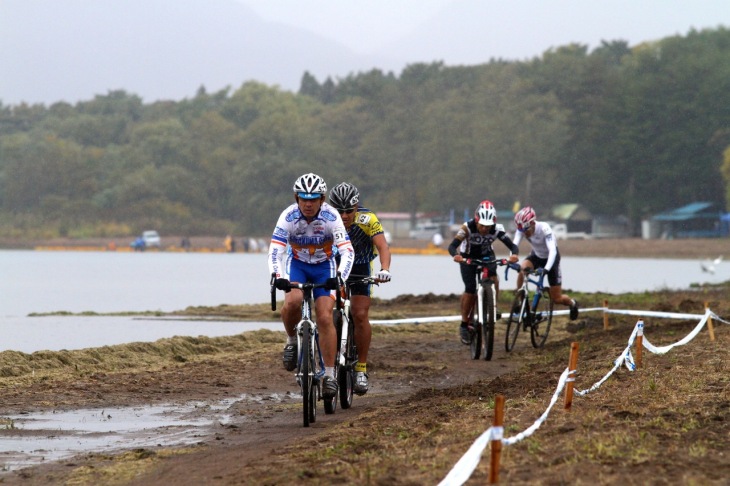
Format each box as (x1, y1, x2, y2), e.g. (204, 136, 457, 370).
(504, 265, 553, 351)
(461, 258, 511, 361)
(270, 275, 337, 427)
(331, 274, 379, 410)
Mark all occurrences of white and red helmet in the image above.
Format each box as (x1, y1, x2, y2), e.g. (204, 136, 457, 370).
(475, 200, 496, 226)
(514, 206, 536, 231)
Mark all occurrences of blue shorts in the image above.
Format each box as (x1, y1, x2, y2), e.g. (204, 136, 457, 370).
(288, 258, 336, 299)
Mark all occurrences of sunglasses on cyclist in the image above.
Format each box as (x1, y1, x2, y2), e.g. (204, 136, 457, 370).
(338, 208, 356, 215)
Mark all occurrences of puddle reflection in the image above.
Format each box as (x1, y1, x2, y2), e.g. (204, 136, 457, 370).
(0, 393, 291, 472)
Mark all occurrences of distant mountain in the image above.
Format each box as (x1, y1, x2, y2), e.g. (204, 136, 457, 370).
(0, 0, 403, 105)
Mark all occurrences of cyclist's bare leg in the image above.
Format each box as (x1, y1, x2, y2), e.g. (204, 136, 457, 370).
(461, 292, 477, 322)
(516, 260, 534, 290)
(281, 289, 304, 337)
(351, 295, 372, 363)
(315, 295, 337, 367)
(548, 285, 573, 307)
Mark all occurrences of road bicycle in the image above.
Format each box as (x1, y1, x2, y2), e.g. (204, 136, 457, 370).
(331, 274, 379, 410)
(504, 265, 553, 351)
(461, 258, 512, 361)
(270, 275, 337, 427)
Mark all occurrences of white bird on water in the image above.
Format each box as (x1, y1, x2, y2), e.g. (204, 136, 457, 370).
(700, 255, 723, 274)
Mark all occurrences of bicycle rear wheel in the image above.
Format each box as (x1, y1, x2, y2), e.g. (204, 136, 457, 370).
(300, 321, 314, 427)
(339, 310, 355, 409)
(482, 283, 496, 361)
(505, 291, 525, 352)
(469, 301, 482, 360)
(530, 290, 553, 348)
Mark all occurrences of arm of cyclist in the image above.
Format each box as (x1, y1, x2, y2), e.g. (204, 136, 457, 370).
(333, 227, 354, 282)
(372, 232, 392, 282)
(448, 227, 467, 263)
(267, 206, 291, 277)
(496, 223, 520, 264)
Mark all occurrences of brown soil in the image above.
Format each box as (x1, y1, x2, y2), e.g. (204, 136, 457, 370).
(0, 240, 728, 485)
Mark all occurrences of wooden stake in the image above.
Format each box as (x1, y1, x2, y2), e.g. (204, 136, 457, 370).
(603, 299, 609, 330)
(564, 342, 579, 411)
(705, 302, 716, 341)
(636, 320, 644, 369)
(489, 395, 505, 484)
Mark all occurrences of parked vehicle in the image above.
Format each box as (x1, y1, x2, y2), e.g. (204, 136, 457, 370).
(142, 231, 161, 248)
(131, 231, 161, 251)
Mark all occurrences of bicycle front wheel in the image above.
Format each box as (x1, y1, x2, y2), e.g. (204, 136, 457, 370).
(300, 321, 316, 427)
(505, 291, 525, 352)
(469, 301, 482, 360)
(338, 310, 355, 409)
(482, 283, 496, 361)
(530, 290, 553, 348)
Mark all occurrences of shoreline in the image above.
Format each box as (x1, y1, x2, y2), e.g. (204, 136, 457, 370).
(1, 235, 728, 259)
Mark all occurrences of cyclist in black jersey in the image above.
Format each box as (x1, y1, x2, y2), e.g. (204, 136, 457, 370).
(448, 200, 519, 345)
(329, 182, 391, 395)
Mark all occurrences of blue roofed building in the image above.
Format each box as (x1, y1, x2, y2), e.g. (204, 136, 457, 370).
(649, 202, 726, 239)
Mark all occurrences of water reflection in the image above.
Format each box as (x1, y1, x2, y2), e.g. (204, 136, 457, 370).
(0, 393, 292, 472)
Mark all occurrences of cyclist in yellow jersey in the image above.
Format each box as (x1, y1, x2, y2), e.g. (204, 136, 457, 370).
(329, 182, 391, 395)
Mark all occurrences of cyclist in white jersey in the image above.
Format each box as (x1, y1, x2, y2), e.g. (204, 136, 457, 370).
(268, 173, 355, 399)
(513, 206, 579, 320)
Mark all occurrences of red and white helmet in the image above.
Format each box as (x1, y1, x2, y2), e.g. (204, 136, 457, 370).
(514, 206, 536, 231)
(475, 200, 496, 226)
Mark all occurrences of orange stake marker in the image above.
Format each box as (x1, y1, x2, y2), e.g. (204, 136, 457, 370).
(489, 394, 505, 484)
(603, 299, 609, 330)
(636, 320, 644, 369)
(564, 342, 579, 411)
(705, 302, 716, 341)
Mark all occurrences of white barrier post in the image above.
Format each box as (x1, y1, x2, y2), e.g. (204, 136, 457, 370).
(564, 342, 579, 411)
(489, 395, 505, 484)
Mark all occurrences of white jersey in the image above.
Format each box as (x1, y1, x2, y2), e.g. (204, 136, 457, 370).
(268, 202, 354, 280)
(513, 221, 558, 271)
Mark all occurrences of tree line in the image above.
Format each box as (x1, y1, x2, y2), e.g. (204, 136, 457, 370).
(1, 27, 729, 239)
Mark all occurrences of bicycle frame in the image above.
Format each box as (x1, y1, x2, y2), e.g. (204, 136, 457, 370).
(504, 264, 553, 350)
(463, 258, 509, 361)
(270, 275, 331, 426)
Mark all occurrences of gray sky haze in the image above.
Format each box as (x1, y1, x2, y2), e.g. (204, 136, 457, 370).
(2, 0, 729, 105)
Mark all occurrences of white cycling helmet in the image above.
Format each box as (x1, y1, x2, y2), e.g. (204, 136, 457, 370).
(475, 201, 496, 226)
(293, 173, 327, 199)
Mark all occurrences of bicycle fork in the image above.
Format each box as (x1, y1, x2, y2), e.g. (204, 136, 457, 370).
(337, 299, 351, 367)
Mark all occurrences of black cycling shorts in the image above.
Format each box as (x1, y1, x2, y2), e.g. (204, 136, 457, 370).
(459, 258, 497, 294)
(525, 251, 563, 286)
(347, 263, 374, 297)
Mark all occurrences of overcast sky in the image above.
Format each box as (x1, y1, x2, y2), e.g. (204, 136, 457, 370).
(2, 0, 729, 105)
(236, 0, 730, 63)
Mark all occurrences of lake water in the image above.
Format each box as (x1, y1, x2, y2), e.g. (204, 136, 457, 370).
(1, 249, 727, 353)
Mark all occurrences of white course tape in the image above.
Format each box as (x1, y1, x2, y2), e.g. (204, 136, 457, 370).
(502, 367, 571, 446)
(438, 307, 724, 485)
(437, 427, 495, 486)
(574, 324, 639, 396)
(642, 312, 709, 354)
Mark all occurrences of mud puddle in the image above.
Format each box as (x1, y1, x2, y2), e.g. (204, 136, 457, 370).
(0, 392, 292, 472)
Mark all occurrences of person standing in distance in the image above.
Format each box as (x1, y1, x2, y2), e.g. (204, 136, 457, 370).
(328, 182, 391, 395)
(449, 200, 519, 344)
(268, 173, 355, 399)
(512, 206, 579, 320)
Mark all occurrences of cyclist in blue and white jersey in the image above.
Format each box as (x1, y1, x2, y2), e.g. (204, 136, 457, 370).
(268, 173, 355, 399)
(512, 206, 579, 321)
